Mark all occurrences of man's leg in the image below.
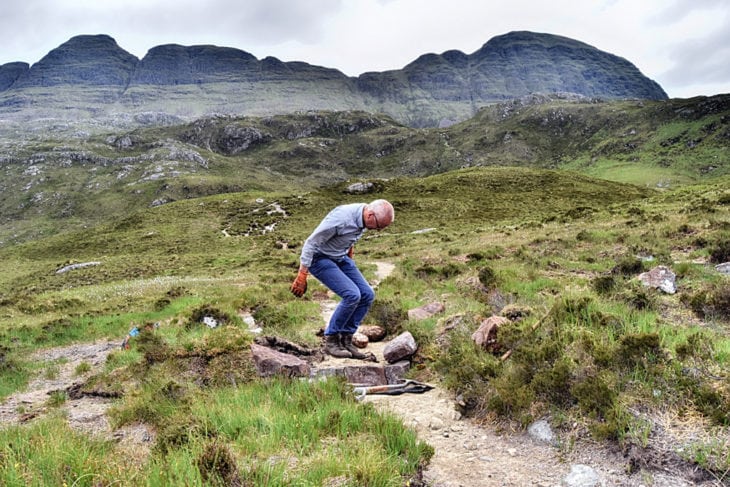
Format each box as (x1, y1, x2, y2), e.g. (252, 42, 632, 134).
(338, 257, 375, 334)
(309, 257, 362, 335)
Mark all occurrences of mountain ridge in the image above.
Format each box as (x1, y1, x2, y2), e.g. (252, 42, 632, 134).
(0, 31, 667, 127)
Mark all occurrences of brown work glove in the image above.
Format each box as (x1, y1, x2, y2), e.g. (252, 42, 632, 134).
(347, 246, 354, 259)
(290, 268, 308, 297)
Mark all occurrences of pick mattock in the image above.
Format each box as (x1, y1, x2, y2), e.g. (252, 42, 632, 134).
(351, 379, 434, 401)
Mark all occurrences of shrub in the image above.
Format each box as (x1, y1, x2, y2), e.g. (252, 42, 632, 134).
(709, 235, 730, 263)
(675, 331, 714, 360)
(367, 298, 408, 336)
(188, 305, 233, 330)
(478, 266, 498, 289)
(693, 384, 730, 426)
(616, 282, 657, 311)
(197, 441, 240, 486)
(136, 326, 171, 364)
(571, 371, 618, 417)
(617, 333, 662, 368)
(683, 282, 730, 321)
(414, 262, 464, 280)
(531, 356, 576, 406)
(154, 418, 204, 454)
(707, 283, 730, 321)
(612, 255, 644, 276)
(487, 372, 536, 423)
(592, 275, 616, 295)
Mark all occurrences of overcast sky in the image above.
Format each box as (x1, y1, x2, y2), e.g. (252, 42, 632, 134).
(1, 0, 728, 98)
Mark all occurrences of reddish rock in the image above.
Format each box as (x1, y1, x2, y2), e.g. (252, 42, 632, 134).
(352, 332, 369, 348)
(358, 325, 386, 342)
(250, 343, 311, 378)
(472, 316, 510, 353)
(383, 331, 418, 363)
(343, 365, 387, 386)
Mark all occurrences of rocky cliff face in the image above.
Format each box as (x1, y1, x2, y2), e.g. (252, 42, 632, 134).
(0, 62, 29, 91)
(0, 31, 667, 127)
(11, 34, 138, 88)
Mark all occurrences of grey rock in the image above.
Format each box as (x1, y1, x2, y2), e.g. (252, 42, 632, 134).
(56, 261, 101, 274)
(562, 464, 602, 487)
(384, 360, 410, 383)
(383, 331, 417, 363)
(638, 265, 676, 294)
(716, 262, 730, 275)
(527, 419, 556, 445)
(343, 365, 387, 386)
(345, 182, 373, 194)
(408, 302, 445, 321)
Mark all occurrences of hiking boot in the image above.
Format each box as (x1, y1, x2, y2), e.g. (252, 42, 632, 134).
(324, 334, 352, 358)
(340, 333, 368, 360)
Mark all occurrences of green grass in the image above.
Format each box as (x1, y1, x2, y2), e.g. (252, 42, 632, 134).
(0, 161, 728, 481)
(0, 417, 127, 486)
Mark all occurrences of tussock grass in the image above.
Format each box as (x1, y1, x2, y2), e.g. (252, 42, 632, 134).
(0, 417, 128, 486)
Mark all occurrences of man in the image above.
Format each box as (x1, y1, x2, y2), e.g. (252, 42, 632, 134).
(291, 199, 395, 359)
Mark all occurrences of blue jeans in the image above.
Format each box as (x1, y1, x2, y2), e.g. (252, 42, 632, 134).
(309, 255, 375, 335)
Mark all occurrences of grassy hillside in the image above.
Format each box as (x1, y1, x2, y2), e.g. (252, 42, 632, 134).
(0, 166, 728, 484)
(1, 95, 728, 248)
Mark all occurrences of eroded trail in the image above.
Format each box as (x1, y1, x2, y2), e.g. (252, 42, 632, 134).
(0, 341, 155, 462)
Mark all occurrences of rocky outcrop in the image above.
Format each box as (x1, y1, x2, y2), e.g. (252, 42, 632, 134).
(468, 31, 666, 100)
(0, 31, 668, 127)
(0, 62, 28, 91)
(356, 31, 667, 126)
(11, 35, 137, 89)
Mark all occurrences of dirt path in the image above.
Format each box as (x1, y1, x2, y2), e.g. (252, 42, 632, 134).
(0, 342, 118, 429)
(0, 341, 155, 462)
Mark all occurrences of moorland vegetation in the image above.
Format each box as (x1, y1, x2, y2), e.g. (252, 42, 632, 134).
(0, 94, 728, 485)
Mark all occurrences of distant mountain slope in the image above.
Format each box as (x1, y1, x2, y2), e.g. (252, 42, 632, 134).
(0, 31, 666, 127)
(1, 94, 727, 247)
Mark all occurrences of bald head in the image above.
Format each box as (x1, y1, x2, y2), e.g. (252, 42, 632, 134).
(366, 199, 394, 229)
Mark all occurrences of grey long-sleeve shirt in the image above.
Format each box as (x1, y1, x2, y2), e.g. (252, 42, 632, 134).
(299, 203, 367, 268)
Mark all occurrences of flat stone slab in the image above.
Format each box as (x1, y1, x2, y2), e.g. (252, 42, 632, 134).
(310, 340, 410, 386)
